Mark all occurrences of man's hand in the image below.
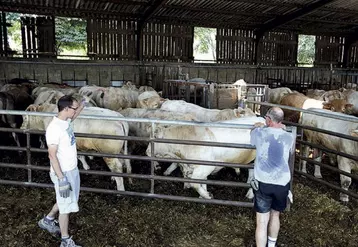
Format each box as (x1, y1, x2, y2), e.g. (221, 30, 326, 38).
(254, 122, 265, 128)
(58, 177, 72, 198)
(278, 123, 286, 130)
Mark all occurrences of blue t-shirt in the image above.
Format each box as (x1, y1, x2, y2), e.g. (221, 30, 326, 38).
(250, 127, 294, 186)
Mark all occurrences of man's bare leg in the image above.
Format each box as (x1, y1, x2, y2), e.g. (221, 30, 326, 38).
(256, 212, 270, 247)
(267, 209, 280, 247)
(59, 213, 70, 238)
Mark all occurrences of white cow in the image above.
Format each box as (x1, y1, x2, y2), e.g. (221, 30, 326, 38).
(34, 90, 65, 105)
(21, 104, 131, 191)
(300, 108, 358, 202)
(161, 100, 255, 122)
(146, 116, 266, 199)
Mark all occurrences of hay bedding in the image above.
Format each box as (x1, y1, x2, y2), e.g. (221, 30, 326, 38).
(0, 151, 358, 246)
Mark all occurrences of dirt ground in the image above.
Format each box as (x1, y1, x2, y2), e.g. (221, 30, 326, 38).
(0, 144, 358, 247)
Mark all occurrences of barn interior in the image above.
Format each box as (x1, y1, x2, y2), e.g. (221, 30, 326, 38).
(0, 0, 357, 91)
(0, 1, 358, 246)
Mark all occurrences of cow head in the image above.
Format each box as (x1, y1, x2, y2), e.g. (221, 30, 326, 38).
(322, 99, 353, 114)
(21, 104, 38, 129)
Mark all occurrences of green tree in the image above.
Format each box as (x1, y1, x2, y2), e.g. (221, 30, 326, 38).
(194, 27, 216, 60)
(297, 35, 315, 65)
(55, 17, 87, 52)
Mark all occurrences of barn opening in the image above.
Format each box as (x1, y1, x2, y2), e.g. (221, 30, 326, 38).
(193, 27, 216, 63)
(297, 34, 316, 67)
(6, 12, 22, 58)
(55, 17, 87, 60)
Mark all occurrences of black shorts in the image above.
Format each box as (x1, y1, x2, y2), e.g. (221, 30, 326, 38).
(254, 181, 290, 213)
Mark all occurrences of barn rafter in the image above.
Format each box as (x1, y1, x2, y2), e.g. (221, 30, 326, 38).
(254, 0, 338, 38)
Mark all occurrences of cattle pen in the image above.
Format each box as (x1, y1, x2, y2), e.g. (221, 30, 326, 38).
(0, 108, 296, 208)
(1, 0, 358, 246)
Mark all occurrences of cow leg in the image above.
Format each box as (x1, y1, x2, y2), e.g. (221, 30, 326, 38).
(338, 157, 352, 203)
(313, 150, 323, 179)
(300, 145, 310, 174)
(163, 163, 178, 176)
(103, 157, 125, 192)
(190, 165, 217, 199)
(122, 140, 132, 184)
(12, 132, 21, 148)
(39, 136, 45, 149)
(245, 169, 255, 200)
(78, 155, 90, 170)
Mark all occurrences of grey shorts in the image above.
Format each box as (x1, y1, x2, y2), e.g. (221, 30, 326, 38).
(50, 167, 80, 214)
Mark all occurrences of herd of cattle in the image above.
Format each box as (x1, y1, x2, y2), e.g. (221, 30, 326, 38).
(0, 78, 357, 202)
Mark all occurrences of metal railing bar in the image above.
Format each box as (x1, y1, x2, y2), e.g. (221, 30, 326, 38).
(0, 179, 254, 207)
(0, 163, 251, 187)
(297, 140, 358, 162)
(247, 100, 358, 123)
(295, 169, 358, 199)
(296, 155, 358, 181)
(0, 109, 297, 130)
(286, 122, 358, 142)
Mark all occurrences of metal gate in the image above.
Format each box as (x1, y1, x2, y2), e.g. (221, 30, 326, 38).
(0, 109, 297, 207)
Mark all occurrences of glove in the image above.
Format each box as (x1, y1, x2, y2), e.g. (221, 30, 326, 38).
(81, 98, 88, 107)
(58, 177, 72, 198)
(250, 178, 259, 191)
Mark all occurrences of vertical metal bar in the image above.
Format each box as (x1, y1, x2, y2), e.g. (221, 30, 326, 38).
(150, 122, 155, 194)
(287, 126, 297, 212)
(194, 84, 197, 105)
(46, 67, 49, 83)
(299, 127, 304, 172)
(26, 132, 32, 183)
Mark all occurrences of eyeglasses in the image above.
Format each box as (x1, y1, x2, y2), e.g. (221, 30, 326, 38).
(265, 115, 271, 119)
(68, 106, 78, 111)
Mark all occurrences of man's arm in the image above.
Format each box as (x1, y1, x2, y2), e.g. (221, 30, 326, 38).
(48, 144, 64, 179)
(71, 100, 86, 122)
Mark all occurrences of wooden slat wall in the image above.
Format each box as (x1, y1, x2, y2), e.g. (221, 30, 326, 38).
(0, 12, 9, 57)
(257, 31, 298, 66)
(142, 23, 194, 62)
(348, 41, 358, 68)
(21, 17, 38, 58)
(87, 18, 137, 60)
(314, 35, 345, 67)
(216, 29, 255, 64)
(36, 16, 56, 58)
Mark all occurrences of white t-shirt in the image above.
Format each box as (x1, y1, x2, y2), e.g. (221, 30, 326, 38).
(46, 117, 78, 173)
(250, 127, 294, 186)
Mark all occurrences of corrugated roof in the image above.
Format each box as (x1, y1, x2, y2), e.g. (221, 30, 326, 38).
(0, 0, 357, 36)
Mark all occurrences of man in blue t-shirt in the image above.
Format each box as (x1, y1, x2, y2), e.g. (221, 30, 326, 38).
(250, 107, 294, 247)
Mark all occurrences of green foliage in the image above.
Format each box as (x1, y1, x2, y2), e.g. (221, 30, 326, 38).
(6, 13, 22, 51)
(298, 35, 315, 65)
(194, 27, 216, 60)
(55, 17, 87, 52)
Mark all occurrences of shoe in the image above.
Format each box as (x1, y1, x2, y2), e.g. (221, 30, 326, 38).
(60, 236, 82, 247)
(38, 217, 61, 236)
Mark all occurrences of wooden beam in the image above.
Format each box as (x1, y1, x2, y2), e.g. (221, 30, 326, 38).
(138, 0, 168, 26)
(0, 3, 139, 19)
(255, 0, 338, 37)
(164, 4, 274, 18)
(343, 29, 358, 67)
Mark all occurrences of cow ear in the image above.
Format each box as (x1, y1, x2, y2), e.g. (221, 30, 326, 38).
(350, 129, 358, 137)
(26, 104, 37, 111)
(322, 102, 331, 109)
(159, 97, 167, 103)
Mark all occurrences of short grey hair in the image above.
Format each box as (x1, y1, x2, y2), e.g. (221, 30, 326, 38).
(266, 107, 284, 123)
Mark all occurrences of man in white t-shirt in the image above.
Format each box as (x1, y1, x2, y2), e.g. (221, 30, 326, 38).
(38, 95, 85, 247)
(250, 107, 294, 247)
